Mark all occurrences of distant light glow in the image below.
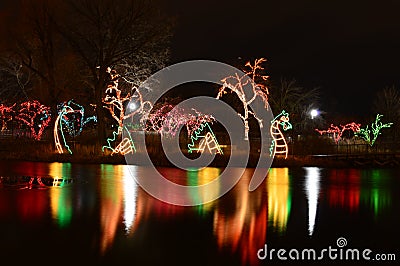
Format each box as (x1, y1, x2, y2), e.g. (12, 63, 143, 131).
(128, 102, 137, 111)
(310, 109, 319, 119)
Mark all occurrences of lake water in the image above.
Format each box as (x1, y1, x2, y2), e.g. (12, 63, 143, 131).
(0, 160, 399, 265)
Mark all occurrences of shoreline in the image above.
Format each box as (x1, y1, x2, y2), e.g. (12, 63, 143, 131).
(1, 151, 399, 168)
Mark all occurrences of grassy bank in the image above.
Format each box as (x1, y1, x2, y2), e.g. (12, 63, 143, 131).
(1, 139, 399, 168)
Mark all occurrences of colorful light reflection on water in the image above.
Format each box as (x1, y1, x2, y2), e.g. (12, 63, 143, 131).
(267, 168, 291, 234)
(0, 161, 398, 266)
(304, 167, 320, 236)
(327, 168, 393, 217)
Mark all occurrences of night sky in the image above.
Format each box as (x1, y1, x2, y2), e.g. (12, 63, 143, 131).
(1, 0, 399, 117)
(163, 0, 400, 117)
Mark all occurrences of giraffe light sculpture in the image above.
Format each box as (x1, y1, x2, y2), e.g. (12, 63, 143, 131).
(270, 110, 292, 159)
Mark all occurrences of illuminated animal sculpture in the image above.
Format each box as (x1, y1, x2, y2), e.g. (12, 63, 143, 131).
(102, 125, 136, 156)
(54, 100, 97, 154)
(269, 110, 292, 159)
(187, 123, 223, 155)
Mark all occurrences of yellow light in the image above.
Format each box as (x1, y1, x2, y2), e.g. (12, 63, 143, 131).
(267, 168, 291, 233)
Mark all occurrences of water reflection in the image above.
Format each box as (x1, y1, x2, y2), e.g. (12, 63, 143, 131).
(325, 168, 393, 217)
(99, 164, 125, 254)
(49, 162, 73, 227)
(0, 161, 398, 265)
(123, 166, 138, 234)
(49, 162, 72, 178)
(361, 169, 392, 217)
(328, 169, 360, 211)
(187, 167, 220, 214)
(16, 188, 49, 221)
(304, 167, 321, 236)
(213, 169, 267, 266)
(267, 168, 291, 234)
(50, 186, 72, 228)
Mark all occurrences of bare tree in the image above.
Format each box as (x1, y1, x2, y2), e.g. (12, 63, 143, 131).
(0, 0, 84, 113)
(0, 55, 32, 102)
(0, 0, 172, 149)
(372, 85, 400, 140)
(54, 0, 172, 146)
(217, 58, 269, 140)
(269, 78, 322, 136)
(373, 86, 400, 122)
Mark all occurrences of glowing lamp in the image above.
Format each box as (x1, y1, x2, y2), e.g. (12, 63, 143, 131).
(310, 109, 319, 119)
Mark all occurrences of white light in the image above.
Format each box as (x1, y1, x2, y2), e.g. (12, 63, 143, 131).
(123, 165, 138, 234)
(128, 102, 137, 111)
(310, 109, 319, 119)
(304, 167, 321, 236)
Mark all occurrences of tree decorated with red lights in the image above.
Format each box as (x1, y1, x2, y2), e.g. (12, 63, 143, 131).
(315, 122, 361, 143)
(145, 104, 215, 137)
(217, 58, 269, 140)
(0, 103, 15, 131)
(15, 100, 51, 140)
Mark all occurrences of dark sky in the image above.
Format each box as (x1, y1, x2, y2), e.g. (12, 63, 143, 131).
(162, 0, 400, 117)
(1, 0, 399, 118)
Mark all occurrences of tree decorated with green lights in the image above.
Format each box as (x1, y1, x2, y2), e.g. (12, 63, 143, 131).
(355, 114, 393, 146)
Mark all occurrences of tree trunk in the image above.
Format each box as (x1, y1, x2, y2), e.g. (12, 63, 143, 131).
(95, 76, 107, 152)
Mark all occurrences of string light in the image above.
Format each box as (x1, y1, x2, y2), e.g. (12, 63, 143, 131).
(0, 103, 15, 131)
(28, 176, 45, 188)
(102, 126, 136, 155)
(270, 110, 292, 159)
(315, 122, 361, 143)
(57, 100, 97, 137)
(187, 122, 223, 154)
(113, 135, 135, 155)
(355, 114, 393, 146)
(15, 100, 51, 140)
(103, 67, 152, 133)
(54, 100, 97, 154)
(145, 104, 215, 137)
(217, 58, 269, 140)
(54, 106, 73, 154)
(102, 67, 152, 155)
